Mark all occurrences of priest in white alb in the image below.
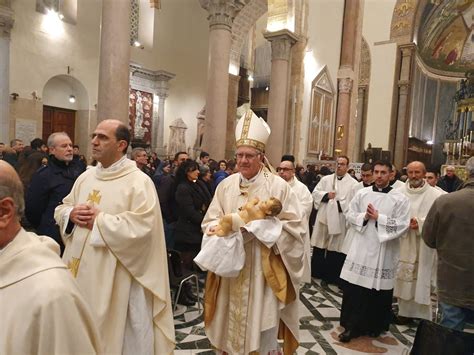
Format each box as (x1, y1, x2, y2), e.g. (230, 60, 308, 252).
(278, 159, 313, 283)
(338, 160, 410, 342)
(0, 160, 102, 355)
(394, 161, 444, 321)
(311, 156, 358, 285)
(54, 119, 175, 354)
(197, 110, 305, 354)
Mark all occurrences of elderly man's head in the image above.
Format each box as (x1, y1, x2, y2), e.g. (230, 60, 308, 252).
(131, 148, 148, 169)
(10, 139, 24, 153)
(0, 161, 24, 247)
(48, 133, 74, 163)
(235, 146, 263, 180)
(445, 165, 456, 178)
(407, 161, 426, 188)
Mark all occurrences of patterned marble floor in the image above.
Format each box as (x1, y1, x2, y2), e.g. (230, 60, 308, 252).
(173, 278, 419, 354)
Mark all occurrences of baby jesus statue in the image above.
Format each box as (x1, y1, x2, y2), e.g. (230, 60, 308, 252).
(208, 197, 282, 237)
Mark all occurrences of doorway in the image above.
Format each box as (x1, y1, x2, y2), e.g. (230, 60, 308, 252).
(42, 106, 76, 142)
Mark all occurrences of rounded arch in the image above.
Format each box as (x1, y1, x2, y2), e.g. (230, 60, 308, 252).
(229, 0, 267, 73)
(42, 75, 90, 111)
(390, 0, 424, 43)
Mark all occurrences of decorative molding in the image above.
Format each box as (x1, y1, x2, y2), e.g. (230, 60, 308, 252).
(0, 6, 14, 39)
(359, 37, 371, 86)
(390, 0, 417, 40)
(263, 29, 298, 61)
(201, 0, 249, 31)
(129, 64, 176, 97)
(313, 65, 336, 94)
(338, 78, 353, 94)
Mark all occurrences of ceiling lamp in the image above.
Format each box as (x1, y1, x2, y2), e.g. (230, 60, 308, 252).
(69, 95, 76, 103)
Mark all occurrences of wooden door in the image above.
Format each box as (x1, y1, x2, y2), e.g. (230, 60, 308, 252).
(42, 106, 76, 142)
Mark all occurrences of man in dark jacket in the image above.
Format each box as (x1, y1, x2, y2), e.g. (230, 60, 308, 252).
(423, 157, 474, 331)
(437, 165, 463, 193)
(25, 132, 85, 254)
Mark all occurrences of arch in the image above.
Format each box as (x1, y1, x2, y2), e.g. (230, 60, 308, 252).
(42, 75, 89, 111)
(390, 0, 423, 43)
(229, 0, 267, 73)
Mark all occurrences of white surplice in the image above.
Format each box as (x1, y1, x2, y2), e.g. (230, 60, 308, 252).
(311, 173, 358, 252)
(394, 181, 445, 320)
(340, 186, 410, 290)
(289, 177, 313, 283)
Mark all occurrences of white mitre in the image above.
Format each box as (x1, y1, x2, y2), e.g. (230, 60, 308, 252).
(235, 110, 271, 151)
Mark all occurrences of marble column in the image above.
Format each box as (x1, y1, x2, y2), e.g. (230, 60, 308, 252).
(334, 0, 361, 157)
(225, 73, 240, 159)
(0, 4, 13, 144)
(263, 29, 298, 166)
(155, 92, 167, 157)
(97, 0, 131, 125)
(201, 0, 245, 160)
(334, 78, 353, 156)
(354, 85, 367, 161)
(393, 44, 415, 168)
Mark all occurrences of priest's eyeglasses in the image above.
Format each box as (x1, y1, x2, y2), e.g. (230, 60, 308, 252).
(235, 153, 260, 160)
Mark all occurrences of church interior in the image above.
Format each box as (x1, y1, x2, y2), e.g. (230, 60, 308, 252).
(1, 0, 473, 354)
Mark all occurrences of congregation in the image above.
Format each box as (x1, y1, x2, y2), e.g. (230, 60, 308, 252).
(1, 110, 473, 354)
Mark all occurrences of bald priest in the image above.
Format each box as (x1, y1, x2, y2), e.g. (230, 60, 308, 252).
(0, 160, 102, 354)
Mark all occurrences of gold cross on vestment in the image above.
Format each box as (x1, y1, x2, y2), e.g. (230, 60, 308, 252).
(87, 189, 101, 205)
(68, 257, 80, 277)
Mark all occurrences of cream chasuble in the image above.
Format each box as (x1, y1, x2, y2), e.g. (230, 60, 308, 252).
(202, 168, 305, 355)
(0, 229, 102, 355)
(394, 182, 444, 320)
(289, 177, 313, 284)
(54, 157, 175, 354)
(311, 173, 358, 252)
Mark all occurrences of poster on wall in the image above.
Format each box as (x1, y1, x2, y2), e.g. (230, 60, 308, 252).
(15, 119, 37, 144)
(129, 89, 153, 145)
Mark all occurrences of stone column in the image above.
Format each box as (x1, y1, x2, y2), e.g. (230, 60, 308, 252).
(225, 73, 240, 159)
(393, 44, 415, 168)
(355, 85, 367, 161)
(0, 4, 13, 144)
(263, 29, 298, 166)
(201, 0, 245, 160)
(154, 73, 174, 157)
(334, 0, 361, 157)
(334, 78, 353, 156)
(97, 0, 131, 124)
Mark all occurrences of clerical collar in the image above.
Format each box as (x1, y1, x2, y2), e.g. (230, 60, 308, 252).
(336, 174, 344, 181)
(372, 185, 392, 193)
(97, 154, 127, 173)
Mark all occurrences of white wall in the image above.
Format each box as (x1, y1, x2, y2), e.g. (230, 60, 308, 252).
(10, 0, 101, 110)
(362, 0, 397, 149)
(131, 0, 209, 153)
(299, 0, 345, 162)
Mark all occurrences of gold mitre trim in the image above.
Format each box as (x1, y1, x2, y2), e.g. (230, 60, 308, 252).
(236, 138, 266, 152)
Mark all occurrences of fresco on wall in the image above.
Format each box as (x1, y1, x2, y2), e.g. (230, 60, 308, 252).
(129, 89, 153, 145)
(418, 0, 473, 75)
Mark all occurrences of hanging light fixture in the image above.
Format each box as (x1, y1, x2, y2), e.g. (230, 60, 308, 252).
(69, 95, 76, 103)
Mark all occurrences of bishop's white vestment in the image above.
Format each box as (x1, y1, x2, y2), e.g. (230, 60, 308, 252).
(311, 173, 358, 252)
(289, 177, 313, 283)
(0, 229, 102, 355)
(340, 186, 410, 290)
(394, 181, 444, 320)
(201, 168, 305, 355)
(55, 157, 175, 354)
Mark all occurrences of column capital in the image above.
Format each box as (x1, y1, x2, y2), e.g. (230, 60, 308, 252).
(338, 78, 353, 94)
(0, 5, 14, 39)
(263, 29, 298, 61)
(399, 43, 416, 57)
(201, 0, 247, 31)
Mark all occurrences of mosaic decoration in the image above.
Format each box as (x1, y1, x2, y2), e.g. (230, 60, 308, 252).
(418, 0, 474, 74)
(129, 89, 153, 144)
(130, 0, 140, 45)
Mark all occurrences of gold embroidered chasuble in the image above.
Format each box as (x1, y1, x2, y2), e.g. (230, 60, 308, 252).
(202, 168, 305, 354)
(0, 229, 102, 354)
(54, 159, 175, 354)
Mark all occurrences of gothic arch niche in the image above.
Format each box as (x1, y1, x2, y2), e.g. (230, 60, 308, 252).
(306, 66, 336, 157)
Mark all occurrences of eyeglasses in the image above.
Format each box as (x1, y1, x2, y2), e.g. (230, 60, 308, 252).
(277, 167, 294, 172)
(235, 152, 260, 160)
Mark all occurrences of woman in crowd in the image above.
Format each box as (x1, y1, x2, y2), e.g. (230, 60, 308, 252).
(174, 159, 212, 270)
